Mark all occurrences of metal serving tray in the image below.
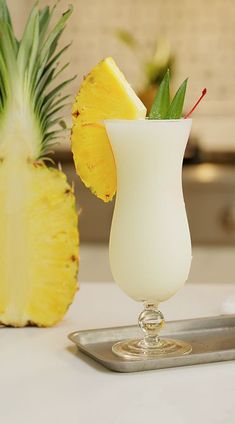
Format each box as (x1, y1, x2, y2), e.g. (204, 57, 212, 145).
(68, 315, 235, 373)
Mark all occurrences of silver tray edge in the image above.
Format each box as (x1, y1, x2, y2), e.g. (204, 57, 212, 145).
(68, 315, 235, 373)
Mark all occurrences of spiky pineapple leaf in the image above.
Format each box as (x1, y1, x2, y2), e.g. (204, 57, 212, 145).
(33, 43, 71, 108)
(148, 69, 188, 120)
(38, 6, 51, 45)
(17, 5, 39, 75)
(0, 0, 13, 27)
(0, 0, 74, 158)
(0, 52, 8, 106)
(37, 6, 73, 79)
(0, 21, 18, 105)
(166, 78, 188, 119)
(37, 75, 75, 126)
(0, 23, 16, 63)
(27, 15, 40, 81)
(0, 0, 18, 50)
(0, 0, 18, 51)
(149, 69, 170, 119)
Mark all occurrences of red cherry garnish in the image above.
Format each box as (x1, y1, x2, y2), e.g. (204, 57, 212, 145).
(184, 88, 207, 119)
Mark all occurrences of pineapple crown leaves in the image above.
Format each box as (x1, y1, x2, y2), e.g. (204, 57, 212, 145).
(0, 0, 75, 158)
(149, 69, 188, 119)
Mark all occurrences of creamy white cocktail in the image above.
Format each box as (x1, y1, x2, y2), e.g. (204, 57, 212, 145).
(105, 119, 192, 302)
(105, 118, 192, 358)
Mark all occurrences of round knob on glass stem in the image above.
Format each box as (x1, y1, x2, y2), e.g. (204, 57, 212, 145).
(138, 303, 165, 348)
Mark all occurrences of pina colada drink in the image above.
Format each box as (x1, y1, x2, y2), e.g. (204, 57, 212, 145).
(71, 56, 206, 359)
(105, 119, 192, 304)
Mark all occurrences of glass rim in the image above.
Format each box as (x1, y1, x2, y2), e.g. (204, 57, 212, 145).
(103, 118, 192, 124)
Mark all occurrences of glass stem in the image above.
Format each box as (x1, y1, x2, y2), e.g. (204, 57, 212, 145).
(138, 303, 165, 348)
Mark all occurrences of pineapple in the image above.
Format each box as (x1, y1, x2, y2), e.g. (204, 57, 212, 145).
(71, 57, 146, 202)
(0, 1, 79, 326)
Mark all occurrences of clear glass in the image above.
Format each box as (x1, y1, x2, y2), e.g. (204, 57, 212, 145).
(104, 119, 193, 360)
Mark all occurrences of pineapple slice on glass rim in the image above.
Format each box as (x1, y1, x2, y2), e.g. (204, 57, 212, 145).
(0, 1, 79, 327)
(71, 57, 147, 202)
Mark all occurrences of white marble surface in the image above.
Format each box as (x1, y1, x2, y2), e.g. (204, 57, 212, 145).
(1, 281, 235, 423)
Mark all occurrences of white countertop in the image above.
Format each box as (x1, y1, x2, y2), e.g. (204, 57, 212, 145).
(1, 281, 235, 424)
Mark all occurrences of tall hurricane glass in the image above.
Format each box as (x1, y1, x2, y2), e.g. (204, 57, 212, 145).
(104, 119, 192, 360)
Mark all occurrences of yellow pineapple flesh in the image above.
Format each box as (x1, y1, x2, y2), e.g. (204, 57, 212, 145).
(0, 163, 78, 327)
(71, 57, 146, 202)
(0, 2, 79, 326)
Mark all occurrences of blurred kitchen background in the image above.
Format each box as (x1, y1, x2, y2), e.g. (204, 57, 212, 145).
(9, 0, 235, 283)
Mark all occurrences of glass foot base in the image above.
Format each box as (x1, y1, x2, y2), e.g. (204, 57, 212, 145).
(112, 338, 192, 360)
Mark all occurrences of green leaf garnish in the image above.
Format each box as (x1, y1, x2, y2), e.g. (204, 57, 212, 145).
(149, 69, 170, 119)
(166, 78, 188, 119)
(148, 69, 189, 119)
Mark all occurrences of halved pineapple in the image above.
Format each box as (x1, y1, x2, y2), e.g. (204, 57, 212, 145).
(0, 164, 78, 327)
(0, 2, 79, 326)
(71, 57, 146, 202)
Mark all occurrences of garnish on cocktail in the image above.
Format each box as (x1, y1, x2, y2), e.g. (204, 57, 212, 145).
(149, 69, 207, 120)
(71, 57, 146, 202)
(71, 59, 206, 201)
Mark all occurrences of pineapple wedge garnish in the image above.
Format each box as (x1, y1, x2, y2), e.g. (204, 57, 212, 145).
(71, 57, 146, 202)
(0, 1, 79, 326)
